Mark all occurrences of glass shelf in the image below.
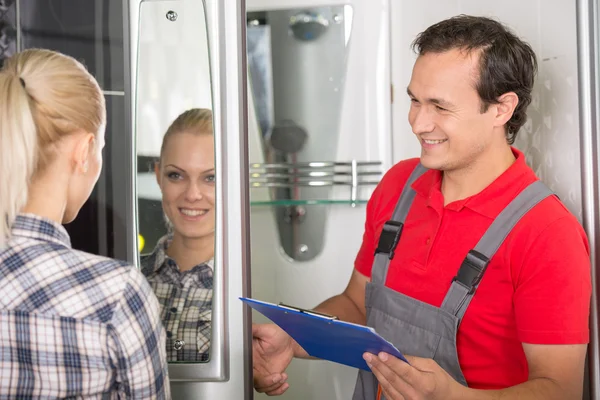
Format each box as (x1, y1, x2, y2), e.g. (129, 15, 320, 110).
(250, 199, 367, 207)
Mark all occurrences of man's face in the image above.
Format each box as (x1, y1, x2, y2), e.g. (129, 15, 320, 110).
(407, 48, 500, 172)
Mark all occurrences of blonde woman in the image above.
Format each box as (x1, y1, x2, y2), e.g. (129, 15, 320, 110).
(0, 49, 170, 398)
(141, 108, 215, 362)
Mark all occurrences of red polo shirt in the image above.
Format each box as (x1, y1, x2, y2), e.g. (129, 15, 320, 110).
(355, 148, 591, 389)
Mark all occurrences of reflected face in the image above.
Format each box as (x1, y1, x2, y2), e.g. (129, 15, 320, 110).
(156, 132, 215, 240)
(64, 127, 106, 223)
(407, 49, 498, 172)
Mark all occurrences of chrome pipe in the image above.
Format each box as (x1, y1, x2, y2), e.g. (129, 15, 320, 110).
(577, 0, 600, 398)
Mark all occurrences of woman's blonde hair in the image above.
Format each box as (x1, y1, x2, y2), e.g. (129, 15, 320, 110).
(0, 49, 105, 247)
(159, 108, 213, 164)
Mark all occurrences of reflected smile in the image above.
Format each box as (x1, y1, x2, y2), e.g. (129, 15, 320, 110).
(179, 208, 208, 217)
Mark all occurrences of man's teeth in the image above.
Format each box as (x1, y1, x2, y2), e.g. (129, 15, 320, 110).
(180, 209, 207, 216)
(423, 139, 446, 144)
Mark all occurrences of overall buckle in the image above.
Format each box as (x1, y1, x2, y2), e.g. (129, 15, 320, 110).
(374, 221, 404, 260)
(453, 250, 490, 293)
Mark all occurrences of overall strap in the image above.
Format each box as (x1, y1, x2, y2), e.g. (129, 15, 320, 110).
(440, 180, 554, 323)
(371, 163, 428, 285)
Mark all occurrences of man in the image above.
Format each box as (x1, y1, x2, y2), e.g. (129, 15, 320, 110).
(252, 15, 591, 399)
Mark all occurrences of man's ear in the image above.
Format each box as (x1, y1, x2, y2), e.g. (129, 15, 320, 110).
(72, 132, 95, 174)
(493, 92, 519, 129)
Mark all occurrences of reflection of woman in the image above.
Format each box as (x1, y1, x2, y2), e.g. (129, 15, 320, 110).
(141, 108, 215, 362)
(0, 49, 169, 398)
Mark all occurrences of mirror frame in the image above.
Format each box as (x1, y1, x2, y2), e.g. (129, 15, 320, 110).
(127, 0, 252, 384)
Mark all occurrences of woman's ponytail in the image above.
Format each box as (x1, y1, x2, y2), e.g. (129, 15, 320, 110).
(0, 73, 38, 248)
(0, 48, 105, 248)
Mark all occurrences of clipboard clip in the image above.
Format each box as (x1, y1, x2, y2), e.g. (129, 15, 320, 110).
(278, 303, 340, 320)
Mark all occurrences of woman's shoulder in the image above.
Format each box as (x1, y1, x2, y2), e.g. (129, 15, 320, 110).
(69, 247, 132, 270)
(68, 249, 141, 292)
(139, 252, 155, 273)
(139, 235, 168, 277)
(15, 246, 148, 322)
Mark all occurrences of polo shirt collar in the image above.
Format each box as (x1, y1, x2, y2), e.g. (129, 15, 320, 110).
(411, 147, 537, 218)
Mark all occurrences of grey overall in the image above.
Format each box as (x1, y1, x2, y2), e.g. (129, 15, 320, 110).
(352, 164, 553, 400)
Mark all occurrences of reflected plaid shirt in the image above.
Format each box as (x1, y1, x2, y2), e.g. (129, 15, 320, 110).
(141, 234, 213, 362)
(0, 214, 170, 399)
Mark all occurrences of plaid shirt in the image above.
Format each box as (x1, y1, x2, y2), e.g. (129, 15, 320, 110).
(0, 214, 170, 399)
(141, 234, 213, 362)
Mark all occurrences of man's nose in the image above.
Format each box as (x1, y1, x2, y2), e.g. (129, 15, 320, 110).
(410, 106, 435, 135)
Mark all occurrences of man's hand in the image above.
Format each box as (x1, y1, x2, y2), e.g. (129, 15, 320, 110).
(366, 343, 587, 400)
(365, 352, 463, 400)
(252, 270, 369, 396)
(253, 323, 298, 395)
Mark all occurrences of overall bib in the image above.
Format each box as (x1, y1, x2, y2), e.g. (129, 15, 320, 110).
(352, 164, 553, 400)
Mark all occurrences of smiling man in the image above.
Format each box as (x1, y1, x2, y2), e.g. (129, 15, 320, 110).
(252, 15, 591, 399)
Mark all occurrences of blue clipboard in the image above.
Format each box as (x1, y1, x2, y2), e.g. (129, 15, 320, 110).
(241, 297, 408, 371)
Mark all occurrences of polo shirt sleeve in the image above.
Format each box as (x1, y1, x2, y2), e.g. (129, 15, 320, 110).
(514, 215, 591, 344)
(354, 181, 383, 278)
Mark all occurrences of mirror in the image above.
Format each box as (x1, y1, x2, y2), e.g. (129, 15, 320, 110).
(134, 0, 214, 364)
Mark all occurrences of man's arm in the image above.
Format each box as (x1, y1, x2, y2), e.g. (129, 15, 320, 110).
(464, 214, 589, 399)
(367, 343, 587, 400)
(459, 344, 586, 400)
(315, 269, 369, 324)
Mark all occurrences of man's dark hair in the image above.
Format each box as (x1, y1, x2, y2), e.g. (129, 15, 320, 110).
(412, 15, 537, 144)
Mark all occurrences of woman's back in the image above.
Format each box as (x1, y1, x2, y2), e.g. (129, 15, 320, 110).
(0, 214, 169, 399)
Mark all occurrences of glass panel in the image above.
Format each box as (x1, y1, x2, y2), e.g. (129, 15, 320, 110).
(0, 0, 17, 67)
(135, 0, 214, 364)
(246, 5, 377, 262)
(19, 0, 125, 91)
(19, 0, 131, 259)
(250, 199, 368, 207)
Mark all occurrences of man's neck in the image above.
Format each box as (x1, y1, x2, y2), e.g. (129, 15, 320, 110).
(441, 146, 516, 205)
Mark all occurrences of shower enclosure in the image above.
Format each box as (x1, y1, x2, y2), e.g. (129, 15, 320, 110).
(6, 0, 600, 398)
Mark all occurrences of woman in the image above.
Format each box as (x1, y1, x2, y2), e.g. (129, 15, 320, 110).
(141, 108, 215, 362)
(0, 49, 169, 398)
